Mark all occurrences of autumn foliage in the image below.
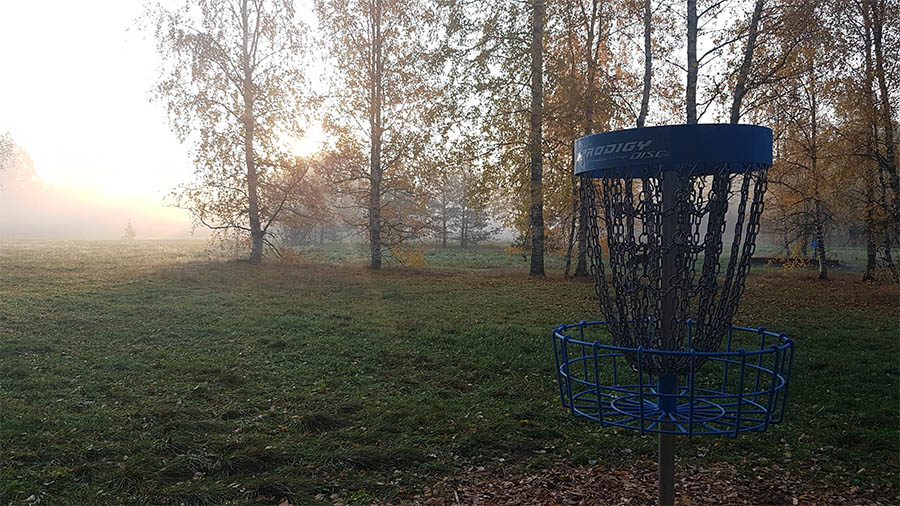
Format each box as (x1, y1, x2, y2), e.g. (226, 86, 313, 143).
(139, 0, 896, 278)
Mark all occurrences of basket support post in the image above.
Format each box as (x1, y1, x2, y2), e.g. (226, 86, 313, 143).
(659, 431, 675, 506)
(658, 167, 679, 506)
(659, 374, 677, 506)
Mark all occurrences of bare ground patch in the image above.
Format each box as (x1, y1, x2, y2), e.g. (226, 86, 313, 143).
(393, 459, 895, 506)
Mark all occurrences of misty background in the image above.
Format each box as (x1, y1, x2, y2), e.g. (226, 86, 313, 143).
(1, 2, 228, 240)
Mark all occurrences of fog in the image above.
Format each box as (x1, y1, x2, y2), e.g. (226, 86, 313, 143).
(0, 148, 197, 240)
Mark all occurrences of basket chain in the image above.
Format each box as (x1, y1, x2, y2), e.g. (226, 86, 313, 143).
(580, 165, 768, 375)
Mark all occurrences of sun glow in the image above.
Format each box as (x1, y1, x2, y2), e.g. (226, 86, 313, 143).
(284, 122, 328, 158)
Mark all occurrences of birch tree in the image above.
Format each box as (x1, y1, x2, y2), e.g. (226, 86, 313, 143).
(147, 0, 310, 264)
(864, 0, 900, 281)
(548, 0, 616, 279)
(528, 0, 547, 277)
(440, 1, 547, 274)
(316, 0, 437, 269)
(766, 3, 838, 279)
(0, 132, 14, 176)
(824, 0, 898, 281)
(867, 0, 900, 226)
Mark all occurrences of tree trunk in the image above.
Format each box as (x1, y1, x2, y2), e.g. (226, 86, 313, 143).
(368, 0, 384, 270)
(573, 0, 600, 279)
(461, 206, 468, 247)
(862, 4, 878, 282)
(441, 197, 448, 248)
(241, 0, 264, 265)
(883, 236, 899, 283)
(528, 0, 545, 277)
(730, 0, 765, 124)
(573, 188, 589, 277)
(814, 199, 827, 279)
(565, 146, 577, 278)
(869, 0, 900, 233)
(877, 161, 899, 282)
(864, 177, 878, 281)
(686, 0, 698, 124)
(460, 177, 469, 247)
(809, 56, 826, 280)
(636, 0, 652, 128)
(564, 211, 576, 278)
(782, 225, 790, 257)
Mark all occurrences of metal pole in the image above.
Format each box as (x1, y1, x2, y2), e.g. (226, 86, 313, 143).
(658, 376, 676, 506)
(658, 168, 679, 506)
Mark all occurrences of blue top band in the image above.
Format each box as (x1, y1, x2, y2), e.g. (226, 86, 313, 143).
(574, 124, 773, 178)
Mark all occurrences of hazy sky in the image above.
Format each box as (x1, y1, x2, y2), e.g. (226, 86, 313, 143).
(1, 2, 193, 202)
(0, 1, 322, 238)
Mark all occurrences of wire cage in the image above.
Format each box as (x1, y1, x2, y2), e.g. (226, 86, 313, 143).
(555, 124, 795, 439)
(552, 320, 794, 437)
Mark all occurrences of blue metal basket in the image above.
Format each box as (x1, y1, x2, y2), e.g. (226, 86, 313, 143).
(561, 124, 791, 504)
(553, 320, 793, 437)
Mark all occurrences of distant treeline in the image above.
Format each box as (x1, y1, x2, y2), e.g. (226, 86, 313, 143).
(8, 1, 896, 282)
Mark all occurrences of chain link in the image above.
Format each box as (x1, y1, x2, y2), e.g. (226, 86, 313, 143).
(581, 163, 769, 375)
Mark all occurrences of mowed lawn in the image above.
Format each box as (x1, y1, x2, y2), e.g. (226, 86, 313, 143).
(1, 241, 897, 505)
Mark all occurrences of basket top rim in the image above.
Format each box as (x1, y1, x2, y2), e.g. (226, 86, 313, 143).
(574, 124, 773, 178)
(553, 320, 793, 357)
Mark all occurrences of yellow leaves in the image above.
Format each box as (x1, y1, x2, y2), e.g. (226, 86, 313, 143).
(279, 249, 305, 264)
(391, 246, 427, 267)
(504, 246, 524, 257)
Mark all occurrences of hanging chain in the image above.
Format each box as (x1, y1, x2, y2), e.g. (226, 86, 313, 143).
(581, 162, 769, 375)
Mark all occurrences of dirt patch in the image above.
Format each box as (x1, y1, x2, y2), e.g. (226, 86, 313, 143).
(393, 460, 894, 505)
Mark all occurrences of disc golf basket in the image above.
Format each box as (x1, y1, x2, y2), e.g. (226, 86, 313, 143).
(552, 124, 794, 506)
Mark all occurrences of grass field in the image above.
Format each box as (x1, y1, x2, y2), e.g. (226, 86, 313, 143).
(1, 240, 898, 505)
